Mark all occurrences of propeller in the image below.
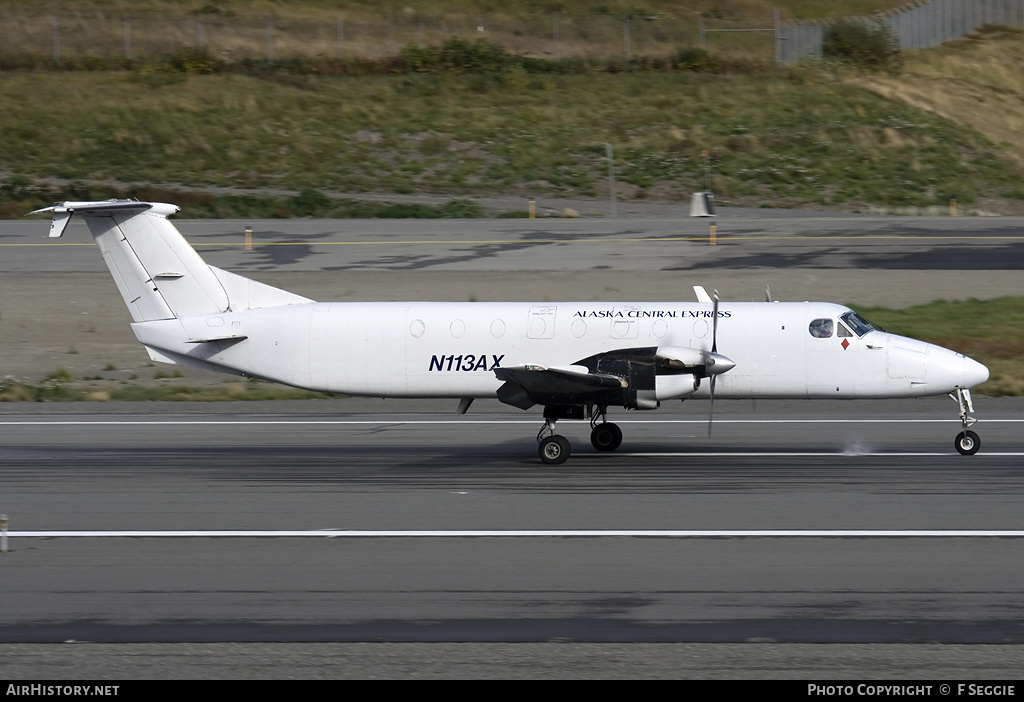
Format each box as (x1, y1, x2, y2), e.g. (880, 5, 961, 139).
(708, 290, 719, 436)
(711, 290, 719, 354)
(705, 289, 737, 436)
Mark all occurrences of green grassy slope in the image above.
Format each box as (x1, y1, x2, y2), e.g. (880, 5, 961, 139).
(2, 2, 1022, 215)
(1, 67, 1021, 216)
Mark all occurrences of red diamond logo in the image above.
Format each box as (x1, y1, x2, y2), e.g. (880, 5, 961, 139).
(841, 339, 850, 350)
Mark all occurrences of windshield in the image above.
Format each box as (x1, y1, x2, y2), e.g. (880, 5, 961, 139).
(840, 311, 880, 337)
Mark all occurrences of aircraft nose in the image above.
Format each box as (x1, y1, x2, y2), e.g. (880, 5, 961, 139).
(927, 345, 989, 391)
(963, 355, 990, 388)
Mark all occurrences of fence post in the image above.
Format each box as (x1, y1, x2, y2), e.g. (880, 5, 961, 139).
(623, 14, 631, 67)
(197, 15, 203, 48)
(124, 15, 131, 60)
(553, 12, 560, 60)
(52, 13, 59, 62)
(774, 8, 781, 64)
(606, 143, 618, 218)
(699, 13, 705, 50)
(337, 17, 344, 59)
(267, 17, 274, 65)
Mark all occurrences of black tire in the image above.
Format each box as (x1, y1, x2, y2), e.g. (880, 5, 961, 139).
(590, 422, 623, 452)
(955, 430, 981, 456)
(539, 435, 571, 465)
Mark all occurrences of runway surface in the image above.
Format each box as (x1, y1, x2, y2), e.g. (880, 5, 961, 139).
(2, 209, 1023, 677)
(2, 397, 1024, 676)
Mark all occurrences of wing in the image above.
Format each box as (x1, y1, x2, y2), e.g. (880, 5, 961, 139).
(493, 345, 729, 411)
(494, 364, 627, 409)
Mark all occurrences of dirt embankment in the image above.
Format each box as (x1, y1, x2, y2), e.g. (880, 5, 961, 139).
(852, 27, 1024, 173)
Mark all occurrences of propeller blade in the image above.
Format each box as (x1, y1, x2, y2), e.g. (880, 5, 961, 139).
(707, 374, 717, 436)
(708, 290, 724, 436)
(711, 289, 720, 354)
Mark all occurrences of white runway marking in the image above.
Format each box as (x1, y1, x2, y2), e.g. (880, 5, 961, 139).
(9, 530, 1024, 538)
(4, 419, 1022, 456)
(2, 419, 1023, 426)
(621, 452, 1024, 457)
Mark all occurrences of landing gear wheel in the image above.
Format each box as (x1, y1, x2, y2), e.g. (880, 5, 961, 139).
(539, 435, 571, 465)
(590, 422, 623, 452)
(955, 430, 981, 456)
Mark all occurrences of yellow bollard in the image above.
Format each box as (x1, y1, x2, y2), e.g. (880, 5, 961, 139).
(245, 226, 252, 250)
(710, 223, 716, 246)
(950, 198, 957, 217)
(529, 199, 535, 219)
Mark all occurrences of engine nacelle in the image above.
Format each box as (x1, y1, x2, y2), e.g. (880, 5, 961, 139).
(657, 344, 735, 377)
(656, 345, 706, 371)
(655, 373, 700, 401)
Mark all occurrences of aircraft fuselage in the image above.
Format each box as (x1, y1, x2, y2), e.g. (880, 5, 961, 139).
(131, 299, 987, 404)
(33, 199, 992, 461)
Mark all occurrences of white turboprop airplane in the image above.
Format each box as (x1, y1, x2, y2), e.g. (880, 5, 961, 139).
(33, 199, 990, 464)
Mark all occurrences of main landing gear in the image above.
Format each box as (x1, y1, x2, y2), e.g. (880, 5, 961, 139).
(538, 422, 571, 465)
(590, 409, 623, 453)
(951, 388, 981, 456)
(537, 405, 622, 464)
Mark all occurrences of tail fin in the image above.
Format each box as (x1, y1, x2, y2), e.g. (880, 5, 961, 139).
(32, 200, 310, 321)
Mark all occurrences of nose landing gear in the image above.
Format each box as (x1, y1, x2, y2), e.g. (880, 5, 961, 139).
(950, 388, 981, 456)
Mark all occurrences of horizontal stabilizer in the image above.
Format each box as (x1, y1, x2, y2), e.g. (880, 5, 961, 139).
(31, 200, 159, 238)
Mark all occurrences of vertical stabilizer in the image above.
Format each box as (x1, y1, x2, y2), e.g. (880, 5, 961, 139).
(33, 200, 234, 322)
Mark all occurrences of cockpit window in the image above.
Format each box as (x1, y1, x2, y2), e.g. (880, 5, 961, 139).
(840, 311, 878, 337)
(809, 318, 833, 338)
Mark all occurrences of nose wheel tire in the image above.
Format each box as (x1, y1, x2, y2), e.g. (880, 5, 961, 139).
(539, 435, 571, 465)
(955, 430, 980, 456)
(590, 422, 623, 452)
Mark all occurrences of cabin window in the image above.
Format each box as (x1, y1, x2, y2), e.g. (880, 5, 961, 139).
(809, 318, 833, 338)
(838, 322, 853, 338)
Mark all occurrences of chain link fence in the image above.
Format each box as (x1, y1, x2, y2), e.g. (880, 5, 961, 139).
(0, 9, 777, 66)
(1, 2, 1021, 68)
(779, 0, 1024, 63)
